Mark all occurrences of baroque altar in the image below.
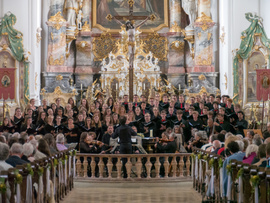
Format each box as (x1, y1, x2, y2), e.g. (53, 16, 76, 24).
(43, 0, 218, 99)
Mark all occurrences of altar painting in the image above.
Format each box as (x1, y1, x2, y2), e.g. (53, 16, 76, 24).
(247, 52, 266, 103)
(93, 0, 169, 32)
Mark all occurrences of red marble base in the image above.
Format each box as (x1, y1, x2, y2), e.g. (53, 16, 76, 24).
(75, 66, 99, 74)
(168, 66, 186, 74)
(47, 66, 73, 73)
(186, 66, 215, 73)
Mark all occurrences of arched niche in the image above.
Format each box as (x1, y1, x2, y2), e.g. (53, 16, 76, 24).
(246, 51, 266, 103)
(242, 34, 269, 106)
(0, 51, 16, 68)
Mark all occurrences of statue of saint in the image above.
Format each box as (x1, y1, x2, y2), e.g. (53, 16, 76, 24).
(182, 0, 198, 27)
(77, 10, 83, 30)
(66, 0, 78, 27)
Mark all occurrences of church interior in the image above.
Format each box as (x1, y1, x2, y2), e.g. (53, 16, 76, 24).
(1, 0, 270, 202)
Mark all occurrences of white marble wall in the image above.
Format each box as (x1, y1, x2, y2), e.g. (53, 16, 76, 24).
(218, 0, 270, 97)
(1, 0, 43, 105)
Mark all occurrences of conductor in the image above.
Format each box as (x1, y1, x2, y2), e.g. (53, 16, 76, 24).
(112, 116, 137, 178)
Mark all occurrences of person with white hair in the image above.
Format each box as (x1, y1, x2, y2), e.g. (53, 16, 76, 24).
(252, 134, 263, 146)
(29, 139, 46, 160)
(56, 133, 67, 151)
(22, 143, 35, 162)
(5, 143, 28, 167)
(12, 132, 20, 139)
(212, 140, 221, 154)
(0, 142, 13, 171)
(235, 140, 245, 152)
(242, 144, 258, 165)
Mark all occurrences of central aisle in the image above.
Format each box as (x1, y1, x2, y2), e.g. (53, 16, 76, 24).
(63, 181, 201, 203)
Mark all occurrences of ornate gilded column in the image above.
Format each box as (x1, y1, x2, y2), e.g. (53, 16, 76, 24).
(44, 11, 71, 88)
(74, 0, 93, 89)
(191, 12, 218, 86)
(167, 0, 185, 91)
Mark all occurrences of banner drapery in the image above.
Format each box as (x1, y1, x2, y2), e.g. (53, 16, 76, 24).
(0, 68, 15, 100)
(256, 69, 270, 101)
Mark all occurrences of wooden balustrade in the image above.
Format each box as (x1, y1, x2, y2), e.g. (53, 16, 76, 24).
(0, 149, 76, 203)
(192, 148, 270, 203)
(75, 153, 192, 180)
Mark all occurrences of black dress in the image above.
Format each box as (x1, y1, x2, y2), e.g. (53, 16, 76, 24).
(12, 116, 24, 132)
(64, 125, 79, 143)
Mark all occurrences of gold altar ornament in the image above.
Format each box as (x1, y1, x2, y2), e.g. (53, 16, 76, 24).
(142, 32, 168, 61)
(48, 55, 65, 66)
(224, 73, 228, 90)
(48, 11, 66, 30)
(150, 14, 156, 21)
(220, 26, 225, 45)
(128, 0, 134, 6)
(81, 21, 91, 31)
(77, 41, 91, 54)
(198, 32, 201, 40)
(198, 74, 206, 81)
(196, 55, 212, 66)
(92, 32, 118, 61)
(106, 14, 113, 22)
(170, 41, 184, 52)
(56, 75, 63, 81)
(170, 21, 182, 33)
(1, 44, 9, 51)
(207, 33, 212, 41)
(195, 12, 214, 31)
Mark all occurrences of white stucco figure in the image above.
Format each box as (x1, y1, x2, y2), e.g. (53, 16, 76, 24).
(77, 10, 83, 30)
(66, 0, 78, 27)
(182, 0, 198, 27)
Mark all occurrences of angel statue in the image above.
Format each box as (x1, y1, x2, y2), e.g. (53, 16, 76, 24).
(154, 79, 175, 96)
(92, 79, 106, 100)
(182, 0, 198, 28)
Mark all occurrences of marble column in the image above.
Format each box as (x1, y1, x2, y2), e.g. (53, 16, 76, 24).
(198, 0, 211, 17)
(74, 0, 94, 89)
(167, 0, 185, 91)
(82, 0, 91, 30)
(44, 10, 72, 89)
(49, 0, 65, 16)
(191, 13, 218, 87)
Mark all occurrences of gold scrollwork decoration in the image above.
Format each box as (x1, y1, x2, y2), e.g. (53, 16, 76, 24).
(92, 32, 118, 61)
(170, 40, 184, 52)
(48, 55, 65, 66)
(196, 55, 212, 66)
(56, 75, 63, 81)
(195, 12, 214, 31)
(48, 11, 66, 30)
(53, 86, 63, 96)
(142, 32, 168, 61)
(81, 21, 91, 31)
(170, 21, 182, 32)
(198, 74, 206, 81)
(77, 41, 91, 54)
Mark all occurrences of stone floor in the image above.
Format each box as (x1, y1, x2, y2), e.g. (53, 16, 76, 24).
(62, 181, 202, 203)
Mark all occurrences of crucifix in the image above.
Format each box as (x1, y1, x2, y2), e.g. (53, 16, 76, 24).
(106, 0, 155, 102)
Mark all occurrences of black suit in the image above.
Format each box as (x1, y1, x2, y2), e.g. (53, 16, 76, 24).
(112, 124, 137, 178)
(6, 155, 28, 167)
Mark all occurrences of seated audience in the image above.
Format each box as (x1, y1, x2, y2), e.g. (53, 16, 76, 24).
(222, 141, 245, 197)
(6, 143, 28, 167)
(56, 133, 68, 151)
(0, 142, 13, 171)
(22, 143, 35, 162)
